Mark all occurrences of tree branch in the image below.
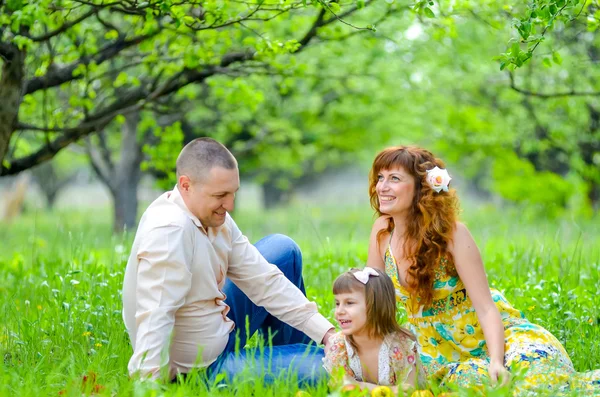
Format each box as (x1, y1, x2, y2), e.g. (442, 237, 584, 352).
(297, 1, 372, 50)
(3, 3, 372, 175)
(24, 32, 157, 95)
(0, 41, 15, 61)
(319, 0, 374, 30)
(95, 11, 121, 37)
(28, 8, 98, 42)
(2, 51, 254, 175)
(97, 130, 116, 174)
(297, 8, 327, 49)
(85, 135, 114, 188)
(509, 72, 600, 98)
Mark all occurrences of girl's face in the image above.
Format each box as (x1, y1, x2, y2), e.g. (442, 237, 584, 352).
(376, 167, 416, 217)
(334, 289, 368, 337)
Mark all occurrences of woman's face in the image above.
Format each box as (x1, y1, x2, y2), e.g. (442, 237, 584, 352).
(376, 167, 416, 217)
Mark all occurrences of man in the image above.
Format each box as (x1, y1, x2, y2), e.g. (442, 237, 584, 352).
(122, 138, 335, 383)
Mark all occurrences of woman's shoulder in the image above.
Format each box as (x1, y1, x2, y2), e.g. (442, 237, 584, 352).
(371, 215, 392, 242)
(448, 221, 475, 252)
(373, 215, 391, 230)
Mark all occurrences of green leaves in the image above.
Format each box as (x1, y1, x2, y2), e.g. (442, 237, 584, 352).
(412, 0, 436, 18)
(423, 7, 435, 18)
(496, 41, 533, 70)
(551, 50, 562, 65)
(499, 0, 587, 70)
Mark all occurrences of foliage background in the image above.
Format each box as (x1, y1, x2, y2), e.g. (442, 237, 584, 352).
(1, 0, 599, 395)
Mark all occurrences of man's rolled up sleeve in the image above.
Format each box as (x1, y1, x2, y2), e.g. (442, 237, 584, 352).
(226, 220, 333, 344)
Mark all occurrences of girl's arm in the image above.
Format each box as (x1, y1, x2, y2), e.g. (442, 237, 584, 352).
(366, 215, 390, 271)
(449, 222, 508, 385)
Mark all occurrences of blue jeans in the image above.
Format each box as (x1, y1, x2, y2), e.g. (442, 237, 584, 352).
(206, 234, 326, 386)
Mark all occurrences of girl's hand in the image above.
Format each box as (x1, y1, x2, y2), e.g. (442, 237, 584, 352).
(342, 375, 359, 386)
(488, 361, 510, 387)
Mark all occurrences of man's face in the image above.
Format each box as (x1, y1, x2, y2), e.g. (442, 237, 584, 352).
(181, 166, 240, 228)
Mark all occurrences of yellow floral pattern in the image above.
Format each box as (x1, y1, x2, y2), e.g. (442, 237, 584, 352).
(385, 247, 600, 396)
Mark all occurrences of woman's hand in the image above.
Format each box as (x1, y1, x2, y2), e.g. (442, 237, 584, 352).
(488, 360, 510, 387)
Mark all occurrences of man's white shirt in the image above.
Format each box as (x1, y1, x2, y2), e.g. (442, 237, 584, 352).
(122, 185, 333, 378)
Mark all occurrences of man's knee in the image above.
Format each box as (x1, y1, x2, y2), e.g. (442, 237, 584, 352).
(256, 234, 303, 274)
(271, 233, 301, 257)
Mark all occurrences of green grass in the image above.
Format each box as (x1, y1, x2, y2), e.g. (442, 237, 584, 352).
(0, 201, 599, 396)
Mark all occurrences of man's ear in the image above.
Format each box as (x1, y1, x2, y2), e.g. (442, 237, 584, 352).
(178, 175, 191, 192)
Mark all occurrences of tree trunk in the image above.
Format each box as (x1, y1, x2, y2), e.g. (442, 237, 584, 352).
(0, 45, 25, 167)
(31, 161, 76, 209)
(112, 111, 143, 232)
(588, 183, 599, 211)
(262, 181, 290, 209)
(111, 176, 140, 232)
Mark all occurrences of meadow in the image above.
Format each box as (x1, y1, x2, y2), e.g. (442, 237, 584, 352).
(1, 198, 599, 396)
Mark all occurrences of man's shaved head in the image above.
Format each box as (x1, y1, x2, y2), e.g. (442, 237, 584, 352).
(176, 138, 237, 185)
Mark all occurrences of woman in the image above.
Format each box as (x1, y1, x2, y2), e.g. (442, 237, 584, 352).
(365, 146, 599, 395)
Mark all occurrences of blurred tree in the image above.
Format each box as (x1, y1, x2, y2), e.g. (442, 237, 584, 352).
(30, 160, 79, 209)
(373, 0, 600, 212)
(85, 111, 145, 231)
(0, 0, 391, 176)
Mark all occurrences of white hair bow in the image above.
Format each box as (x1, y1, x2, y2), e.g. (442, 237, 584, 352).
(352, 267, 379, 284)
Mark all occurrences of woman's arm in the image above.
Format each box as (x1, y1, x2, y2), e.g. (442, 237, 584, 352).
(366, 215, 390, 271)
(450, 222, 508, 385)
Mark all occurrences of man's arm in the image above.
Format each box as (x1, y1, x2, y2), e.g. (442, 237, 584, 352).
(128, 224, 193, 379)
(226, 220, 334, 344)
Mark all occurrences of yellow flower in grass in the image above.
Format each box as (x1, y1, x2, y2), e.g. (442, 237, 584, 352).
(37, 305, 42, 310)
(95, 343, 102, 348)
(82, 332, 92, 337)
(372, 386, 394, 397)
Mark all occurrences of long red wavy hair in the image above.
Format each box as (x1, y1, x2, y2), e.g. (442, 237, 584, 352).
(369, 146, 460, 307)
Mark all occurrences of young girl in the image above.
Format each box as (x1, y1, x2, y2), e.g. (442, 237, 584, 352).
(323, 267, 426, 393)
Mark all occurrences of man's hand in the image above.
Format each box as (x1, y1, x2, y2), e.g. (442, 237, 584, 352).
(322, 328, 335, 352)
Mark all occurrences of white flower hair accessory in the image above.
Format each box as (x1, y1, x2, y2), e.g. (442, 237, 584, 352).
(426, 166, 452, 193)
(352, 267, 379, 284)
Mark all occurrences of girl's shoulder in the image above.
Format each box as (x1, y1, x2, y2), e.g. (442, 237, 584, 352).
(386, 331, 421, 384)
(326, 332, 347, 351)
(387, 330, 418, 355)
(323, 332, 355, 377)
(324, 332, 349, 363)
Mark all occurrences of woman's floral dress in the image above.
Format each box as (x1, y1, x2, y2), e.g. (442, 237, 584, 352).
(323, 331, 426, 387)
(385, 244, 600, 396)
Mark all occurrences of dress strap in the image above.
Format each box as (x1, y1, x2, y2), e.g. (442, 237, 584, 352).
(387, 229, 401, 286)
(388, 229, 396, 259)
